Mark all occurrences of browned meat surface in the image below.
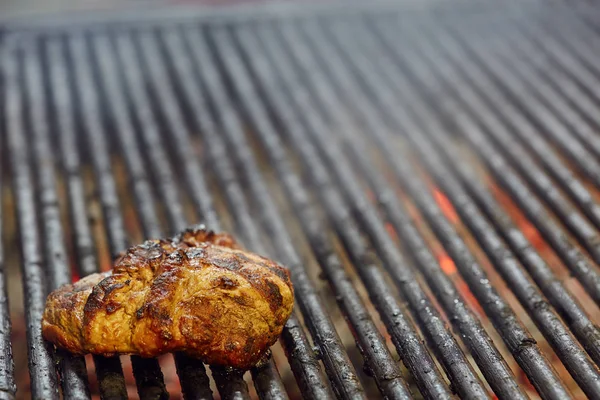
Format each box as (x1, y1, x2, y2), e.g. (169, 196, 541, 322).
(42, 226, 294, 369)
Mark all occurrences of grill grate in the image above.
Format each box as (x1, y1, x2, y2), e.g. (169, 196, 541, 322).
(2, 1, 600, 399)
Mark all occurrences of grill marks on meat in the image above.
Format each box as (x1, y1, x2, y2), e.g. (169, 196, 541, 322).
(42, 227, 294, 369)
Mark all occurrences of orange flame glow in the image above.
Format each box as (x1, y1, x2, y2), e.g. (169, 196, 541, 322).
(433, 189, 459, 224)
(438, 252, 457, 275)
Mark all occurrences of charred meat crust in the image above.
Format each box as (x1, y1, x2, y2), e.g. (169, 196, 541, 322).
(42, 225, 294, 369)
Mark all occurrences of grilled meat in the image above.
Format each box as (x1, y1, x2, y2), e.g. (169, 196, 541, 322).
(42, 226, 294, 369)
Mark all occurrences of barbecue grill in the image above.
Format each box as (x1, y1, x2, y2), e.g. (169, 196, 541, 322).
(2, 0, 600, 398)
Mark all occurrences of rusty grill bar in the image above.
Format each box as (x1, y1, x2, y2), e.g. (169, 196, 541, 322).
(2, 2, 600, 399)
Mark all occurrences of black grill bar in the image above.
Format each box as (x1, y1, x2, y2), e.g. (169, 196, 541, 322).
(6, 4, 600, 399)
(507, 20, 600, 165)
(421, 25, 600, 306)
(362, 20, 599, 398)
(381, 21, 600, 393)
(91, 32, 216, 400)
(121, 27, 287, 400)
(136, 25, 320, 399)
(283, 19, 570, 399)
(4, 37, 61, 399)
(247, 20, 520, 400)
(210, 26, 416, 400)
(283, 18, 533, 400)
(525, 16, 600, 157)
(442, 24, 600, 266)
(351, 22, 600, 370)
(21, 40, 91, 400)
(45, 37, 130, 400)
(159, 26, 335, 400)
(478, 29, 600, 234)
(67, 34, 171, 400)
(456, 22, 600, 233)
(535, 19, 600, 117)
(513, 22, 600, 157)
(153, 26, 333, 400)
(127, 26, 332, 400)
(258, 17, 571, 399)
(353, 19, 600, 396)
(239, 22, 489, 400)
(0, 43, 16, 398)
(174, 25, 364, 400)
(234, 19, 496, 400)
(0, 38, 29, 399)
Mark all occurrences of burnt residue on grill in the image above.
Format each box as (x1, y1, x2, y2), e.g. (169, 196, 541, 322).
(3, 2, 600, 399)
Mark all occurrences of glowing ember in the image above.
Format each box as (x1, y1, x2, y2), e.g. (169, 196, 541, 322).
(438, 252, 457, 275)
(432, 189, 459, 224)
(385, 222, 399, 242)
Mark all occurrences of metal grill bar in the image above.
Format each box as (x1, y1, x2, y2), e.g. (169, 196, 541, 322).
(442, 25, 600, 266)
(91, 32, 215, 400)
(363, 22, 600, 398)
(211, 26, 415, 400)
(512, 22, 600, 156)
(5, 4, 600, 399)
(156, 27, 333, 400)
(503, 21, 600, 166)
(125, 26, 332, 398)
(248, 20, 520, 400)
(67, 35, 171, 399)
(21, 39, 91, 400)
(1, 38, 35, 400)
(0, 44, 15, 398)
(236, 22, 490, 400)
(348, 21, 600, 370)
(130, 27, 288, 399)
(281, 18, 531, 400)
(453, 22, 600, 232)
(4, 37, 61, 399)
(176, 25, 364, 400)
(45, 37, 130, 400)
(257, 18, 574, 400)
(353, 19, 600, 396)
(517, 19, 600, 133)
(136, 26, 310, 399)
(421, 25, 600, 306)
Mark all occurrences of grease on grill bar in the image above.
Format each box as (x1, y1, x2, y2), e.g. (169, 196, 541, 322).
(2, 2, 600, 399)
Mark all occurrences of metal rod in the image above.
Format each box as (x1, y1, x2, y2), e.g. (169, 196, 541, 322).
(159, 26, 328, 400)
(21, 38, 91, 400)
(507, 18, 600, 162)
(290, 18, 536, 400)
(265, 19, 516, 400)
(369, 19, 600, 395)
(417, 23, 600, 307)
(46, 36, 129, 400)
(211, 26, 414, 400)
(461, 21, 600, 234)
(178, 25, 364, 400)
(68, 34, 169, 400)
(238, 21, 460, 398)
(367, 24, 600, 369)
(443, 25, 600, 268)
(327, 20, 573, 400)
(91, 33, 215, 400)
(526, 17, 600, 128)
(3, 35, 54, 400)
(0, 58, 16, 399)
(117, 29, 258, 400)
(394, 25, 600, 364)
(164, 24, 335, 399)
(125, 26, 310, 400)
